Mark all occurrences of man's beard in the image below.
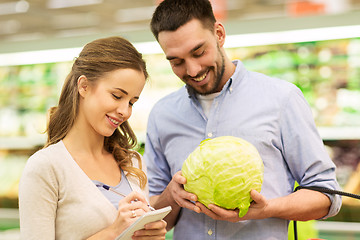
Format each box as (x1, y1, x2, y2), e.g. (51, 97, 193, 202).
(187, 47, 226, 95)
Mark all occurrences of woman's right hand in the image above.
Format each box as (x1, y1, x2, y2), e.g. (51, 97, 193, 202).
(87, 191, 152, 240)
(109, 191, 151, 236)
(113, 191, 167, 239)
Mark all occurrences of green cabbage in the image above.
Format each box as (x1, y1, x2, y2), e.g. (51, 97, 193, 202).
(181, 136, 264, 217)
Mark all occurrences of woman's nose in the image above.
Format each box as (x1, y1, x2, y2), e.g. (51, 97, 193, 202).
(116, 102, 131, 119)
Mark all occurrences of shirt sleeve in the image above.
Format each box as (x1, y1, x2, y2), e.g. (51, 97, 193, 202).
(19, 152, 58, 240)
(128, 153, 150, 201)
(143, 111, 172, 197)
(279, 86, 342, 219)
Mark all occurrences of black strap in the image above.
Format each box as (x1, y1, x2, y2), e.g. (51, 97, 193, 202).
(293, 186, 360, 240)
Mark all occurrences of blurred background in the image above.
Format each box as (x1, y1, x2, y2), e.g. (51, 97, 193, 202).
(0, 0, 359, 239)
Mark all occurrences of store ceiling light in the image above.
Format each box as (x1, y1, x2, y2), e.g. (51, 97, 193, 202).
(0, 20, 21, 34)
(225, 24, 360, 48)
(111, 23, 149, 35)
(55, 28, 100, 38)
(47, 0, 102, 9)
(115, 6, 156, 23)
(1, 24, 360, 66)
(0, 47, 82, 66)
(0, 0, 29, 15)
(51, 13, 100, 29)
(5, 32, 45, 42)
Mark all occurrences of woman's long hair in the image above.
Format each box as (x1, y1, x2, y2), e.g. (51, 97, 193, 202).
(45, 36, 148, 188)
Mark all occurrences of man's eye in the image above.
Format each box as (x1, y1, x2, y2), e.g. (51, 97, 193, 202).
(112, 94, 120, 99)
(194, 50, 205, 57)
(171, 60, 183, 66)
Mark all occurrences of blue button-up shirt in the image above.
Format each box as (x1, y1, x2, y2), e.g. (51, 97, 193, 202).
(144, 60, 341, 240)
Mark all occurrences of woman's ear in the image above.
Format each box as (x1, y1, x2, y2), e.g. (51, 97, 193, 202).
(77, 75, 88, 97)
(214, 22, 226, 47)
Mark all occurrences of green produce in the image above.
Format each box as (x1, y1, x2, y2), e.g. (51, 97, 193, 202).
(182, 136, 264, 217)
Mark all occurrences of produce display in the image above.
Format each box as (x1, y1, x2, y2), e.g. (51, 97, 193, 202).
(0, 37, 359, 211)
(0, 153, 27, 208)
(227, 38, 360, 127)
(0, 38, 359, 139)
(0, 62, 70, 137)
(325, 141, 360, 188)
(182, 136, 264, 217)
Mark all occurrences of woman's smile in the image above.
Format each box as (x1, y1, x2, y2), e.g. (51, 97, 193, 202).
(106, 114, 122, 128)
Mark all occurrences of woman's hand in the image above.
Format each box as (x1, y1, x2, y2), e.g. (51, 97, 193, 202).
(132, 219, 167, 240)
(109, 191, 152, 237)
(87, 191, 152, 240)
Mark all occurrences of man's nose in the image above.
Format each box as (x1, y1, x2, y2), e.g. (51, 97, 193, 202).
(186, 59, 202, 78)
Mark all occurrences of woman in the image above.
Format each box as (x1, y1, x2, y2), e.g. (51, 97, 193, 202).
(19, 36, 167, 240)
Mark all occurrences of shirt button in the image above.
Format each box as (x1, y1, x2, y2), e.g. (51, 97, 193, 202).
(207, 132, 213, 138)
(208, 229, 213, 235)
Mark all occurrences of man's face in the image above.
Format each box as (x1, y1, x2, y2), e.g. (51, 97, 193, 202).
(158, 19, 226, 95)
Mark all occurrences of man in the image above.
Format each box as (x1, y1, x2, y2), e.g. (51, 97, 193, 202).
(144, 0, 342, 239)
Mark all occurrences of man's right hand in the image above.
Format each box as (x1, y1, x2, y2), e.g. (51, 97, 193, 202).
(167, 171, 201, 213)
(150, 170, 201, 230)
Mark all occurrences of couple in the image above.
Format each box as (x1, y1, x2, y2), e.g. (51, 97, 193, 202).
(19, 0, 342, 239)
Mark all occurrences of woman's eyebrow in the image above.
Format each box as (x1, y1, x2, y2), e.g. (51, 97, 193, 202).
(115, 88, 128, 95)
(115, 88, 140, 99)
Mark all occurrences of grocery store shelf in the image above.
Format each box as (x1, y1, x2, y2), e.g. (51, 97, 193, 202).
(0, 135, 46, 150)
(0, 209, 18, 221)
(0, 209, 19, 239)
(318, 127, 360, 141)
(0, 127, 359, 150)
(316, 221, 360, 233)
(2, 23, 360, 66)
(1, 9, 360, 55)
(0, 229, 19, 240)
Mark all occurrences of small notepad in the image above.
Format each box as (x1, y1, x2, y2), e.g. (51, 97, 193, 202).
(115, 206, 172, 240)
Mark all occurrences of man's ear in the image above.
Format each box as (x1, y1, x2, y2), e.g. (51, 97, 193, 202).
(77, 75, 89, 97)
(214, 22, 226, 47)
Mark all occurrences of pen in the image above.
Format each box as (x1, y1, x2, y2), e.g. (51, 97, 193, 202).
(102, 184, 155, 211)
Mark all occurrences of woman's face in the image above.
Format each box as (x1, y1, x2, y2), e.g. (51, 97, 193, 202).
(78, 68, 146, 137)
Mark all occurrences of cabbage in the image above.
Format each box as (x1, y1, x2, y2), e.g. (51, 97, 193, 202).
(181, 136, 264, 217)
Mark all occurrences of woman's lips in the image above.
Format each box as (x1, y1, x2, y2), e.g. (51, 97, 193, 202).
(107, 115, 121, 127)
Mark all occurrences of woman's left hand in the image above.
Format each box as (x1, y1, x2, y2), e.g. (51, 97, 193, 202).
(132, 219, 167, 240)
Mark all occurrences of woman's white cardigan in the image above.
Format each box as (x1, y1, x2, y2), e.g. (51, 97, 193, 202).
(19, 141, 149, 240)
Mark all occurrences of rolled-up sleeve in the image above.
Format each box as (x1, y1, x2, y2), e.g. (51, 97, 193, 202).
(280, 87, 342, 218)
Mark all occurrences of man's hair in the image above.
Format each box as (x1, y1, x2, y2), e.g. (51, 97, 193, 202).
(150, 0, 216, 41)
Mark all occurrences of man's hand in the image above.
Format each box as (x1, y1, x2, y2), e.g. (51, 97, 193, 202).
(150, 171, 202, 230)
(195, 190, 269, 222)
(167, 171, 201, 213)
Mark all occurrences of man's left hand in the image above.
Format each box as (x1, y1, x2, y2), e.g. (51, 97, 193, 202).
(195, 190, 269, 222)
